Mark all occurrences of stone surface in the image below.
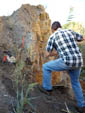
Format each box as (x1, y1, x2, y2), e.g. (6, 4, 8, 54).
(0, 3, 84, 88)
(0, 4, 62, 87)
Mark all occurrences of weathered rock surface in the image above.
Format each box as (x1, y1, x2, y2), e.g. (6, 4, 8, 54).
(0, 4, 63, 113)
(0, 3, 84, 90)
(0, 4, 50, 57)
(0, 4, 63, 85)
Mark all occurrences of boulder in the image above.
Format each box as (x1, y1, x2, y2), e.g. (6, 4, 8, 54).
(0, 4, 62, 85)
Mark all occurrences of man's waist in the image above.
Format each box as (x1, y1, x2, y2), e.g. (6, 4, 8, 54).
(62, 56, 83, 67)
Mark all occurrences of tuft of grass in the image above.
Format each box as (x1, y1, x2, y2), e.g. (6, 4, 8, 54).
(12, 48, 37, 113)
(14, 82, 37, 113)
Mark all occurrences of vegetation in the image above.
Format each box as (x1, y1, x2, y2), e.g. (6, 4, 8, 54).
(63, 6, 85, 80)
(12, 48, 37, 113)
(63, 22, 85, 36)
(67, 7, 74, 22)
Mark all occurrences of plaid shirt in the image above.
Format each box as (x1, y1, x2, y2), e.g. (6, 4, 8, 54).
(46, 28, 83, 67)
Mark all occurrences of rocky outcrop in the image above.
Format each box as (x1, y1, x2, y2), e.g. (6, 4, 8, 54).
(0, 4, 84, 90)
(0, 4, 62, 86)
(0, 4, 84, 113)
(0, 4, 50, 56)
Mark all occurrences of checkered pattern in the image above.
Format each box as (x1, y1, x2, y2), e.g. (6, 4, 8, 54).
(46, 28, 83, 67)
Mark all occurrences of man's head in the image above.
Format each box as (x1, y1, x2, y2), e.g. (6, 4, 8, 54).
(51, 21, 62, 33)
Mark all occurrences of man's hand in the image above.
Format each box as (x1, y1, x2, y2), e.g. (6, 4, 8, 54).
(45, 51, 58, 58)
(83, 37, 85, 41)
(45, 51, 50, 58)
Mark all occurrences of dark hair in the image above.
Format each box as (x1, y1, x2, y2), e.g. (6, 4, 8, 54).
(51, 21, 62, 30)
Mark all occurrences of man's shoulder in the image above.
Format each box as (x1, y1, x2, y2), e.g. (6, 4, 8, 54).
(49, 32, 55, 39)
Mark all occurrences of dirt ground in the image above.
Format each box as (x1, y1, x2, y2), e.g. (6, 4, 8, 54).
(0, 62, 85, 113)
(28, 85, 82, 113)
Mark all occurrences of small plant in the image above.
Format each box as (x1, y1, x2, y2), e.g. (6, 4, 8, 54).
(13, 82, 37, 113)
(12, 48, 37, 113)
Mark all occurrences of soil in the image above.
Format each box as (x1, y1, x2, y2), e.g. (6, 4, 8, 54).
(28, 85, 81, 113)
(0, 62, 85, 113)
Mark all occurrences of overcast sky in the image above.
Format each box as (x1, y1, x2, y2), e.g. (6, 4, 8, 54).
(0, 0, 85, 25)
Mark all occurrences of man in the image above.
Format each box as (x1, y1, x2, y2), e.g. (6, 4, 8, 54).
(40, 21, 85, 112)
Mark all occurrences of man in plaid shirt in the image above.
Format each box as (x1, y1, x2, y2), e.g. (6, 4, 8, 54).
(40, 21, 85, 112)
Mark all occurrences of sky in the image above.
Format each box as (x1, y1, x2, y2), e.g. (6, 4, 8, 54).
(0, 0, 85, 25)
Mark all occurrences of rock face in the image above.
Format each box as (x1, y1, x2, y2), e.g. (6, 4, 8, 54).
(0, 4, 62, 85)
(0, 4, 50, 55)
(0, 4, 84, 113)
(0, 3, 84, 89)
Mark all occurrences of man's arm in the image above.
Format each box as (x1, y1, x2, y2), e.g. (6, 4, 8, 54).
(69, 30, 84, 42)
(45, 32, 58, 58)
(72, 30, 83, 42)
(77, 36, 85, 42)
(77, 37, 85, 45)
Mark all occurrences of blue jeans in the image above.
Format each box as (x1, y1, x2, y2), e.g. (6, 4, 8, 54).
(43, 58, 85, 107)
